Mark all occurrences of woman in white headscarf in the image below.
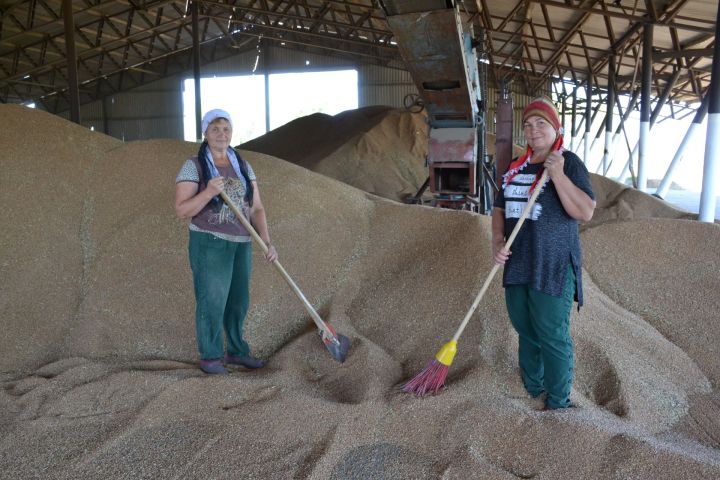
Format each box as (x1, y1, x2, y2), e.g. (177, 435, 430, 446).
(175, 109, 277, 375)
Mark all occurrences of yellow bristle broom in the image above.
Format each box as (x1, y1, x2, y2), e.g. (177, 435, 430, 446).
(403, 169, 550, 396)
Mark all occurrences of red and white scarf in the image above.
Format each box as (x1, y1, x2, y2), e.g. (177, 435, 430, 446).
(501, 133, 564, 194)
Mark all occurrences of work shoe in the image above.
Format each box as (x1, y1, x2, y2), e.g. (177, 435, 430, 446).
(200, 359, 228, 375)
(224, 354, 266, 370)
(543, 402, 577, 412)
(527, 391, 547, 411)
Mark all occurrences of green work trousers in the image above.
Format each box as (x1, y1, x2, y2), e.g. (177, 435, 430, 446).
(505, 265, 576, 409)
(189, 230, 252, 361)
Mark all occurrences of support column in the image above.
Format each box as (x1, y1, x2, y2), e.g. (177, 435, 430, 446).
(192, 1, 202, 141)
(584, 75, 592, 164)
(698, 3, 720, 222)
(571, 85, 578, 151)
(602, 55, 616, 175)
(102, 96, 109, 135)
(606, 89, 639, 175)
(62, 0, 80, 124)
(615, 98, 635, 166)
(619, 68, 681, 183)
(638, 24, 653, 192)
(613, 90, 639, 147)
(581, 95, 604, 162)
(495, 82, 513, 184)
(590, 110, 609, 173)
(656, 95, 709, 198)
(264, 42, 271, 133)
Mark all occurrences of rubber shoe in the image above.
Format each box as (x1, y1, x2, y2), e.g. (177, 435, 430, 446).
(543, 402, 577, 411)
(224, 354, 266, 370)
(200, 359, 228, 375)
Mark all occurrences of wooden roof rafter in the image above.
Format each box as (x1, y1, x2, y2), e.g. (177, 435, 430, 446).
(529, 1, 596, 92)
(530, 0, 715, 34)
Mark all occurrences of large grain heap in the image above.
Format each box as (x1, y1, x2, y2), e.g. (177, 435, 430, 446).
(1, 104, 719, 479)
(242, 106, 526, 203)
(242, 106, 429, 202)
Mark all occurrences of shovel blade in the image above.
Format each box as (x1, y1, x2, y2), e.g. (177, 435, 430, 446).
(323, 333, 350, 363)
(320, 323, 350, 363)
(323, 334, 350, 363)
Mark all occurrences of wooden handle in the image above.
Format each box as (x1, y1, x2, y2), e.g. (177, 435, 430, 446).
(218, 191, 331, 333)
(451, 170, 549, 342)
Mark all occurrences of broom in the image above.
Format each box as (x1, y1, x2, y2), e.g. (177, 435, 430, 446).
(403, 168, 550, 396)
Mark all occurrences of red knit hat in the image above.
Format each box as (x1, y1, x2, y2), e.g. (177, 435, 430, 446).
(522, 96, 561, 131)
(503, 96, 564, 194)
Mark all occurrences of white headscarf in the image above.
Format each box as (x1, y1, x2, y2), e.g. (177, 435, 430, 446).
(201, 109, 245, 186)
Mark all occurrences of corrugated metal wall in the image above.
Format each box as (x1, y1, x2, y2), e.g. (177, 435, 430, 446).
(79, 76, 184, 140)
(206, 46, 416, 109)
(77, 45, 547, 145)
(78, 46, 414, 141)
(485, 82, 546, 148)
(359, 63, 417, 109)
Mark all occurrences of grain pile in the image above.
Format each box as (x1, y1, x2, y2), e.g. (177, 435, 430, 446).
(587, 174, 696, 225)
(242, 106, 428, 202)
(242, 107, 525, 202)
(2, 103, 720, 479)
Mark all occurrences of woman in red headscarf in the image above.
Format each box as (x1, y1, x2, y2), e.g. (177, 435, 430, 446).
(492, 96, 596, 410)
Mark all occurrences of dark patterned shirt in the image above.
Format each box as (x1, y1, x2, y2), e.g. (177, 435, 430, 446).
(494, 150, 594, 306)
(176, 156, 257, 242)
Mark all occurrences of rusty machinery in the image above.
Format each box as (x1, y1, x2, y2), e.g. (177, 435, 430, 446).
(381, 0, 496, 214)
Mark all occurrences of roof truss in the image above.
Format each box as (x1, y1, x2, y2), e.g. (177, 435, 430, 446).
(0, 0, 715, 113)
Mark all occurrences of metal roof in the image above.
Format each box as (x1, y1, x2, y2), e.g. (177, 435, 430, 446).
(0, 0, 716, 114)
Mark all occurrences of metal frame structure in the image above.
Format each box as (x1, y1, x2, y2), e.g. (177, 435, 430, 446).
(0, 0, 716, 116)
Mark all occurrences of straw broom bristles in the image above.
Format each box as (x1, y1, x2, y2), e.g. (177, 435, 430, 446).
(402, 340, 457, 396)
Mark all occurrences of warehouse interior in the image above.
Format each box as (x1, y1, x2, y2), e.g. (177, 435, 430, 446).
(2, 1, 720, 478)
(2, 0, 718, 213)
